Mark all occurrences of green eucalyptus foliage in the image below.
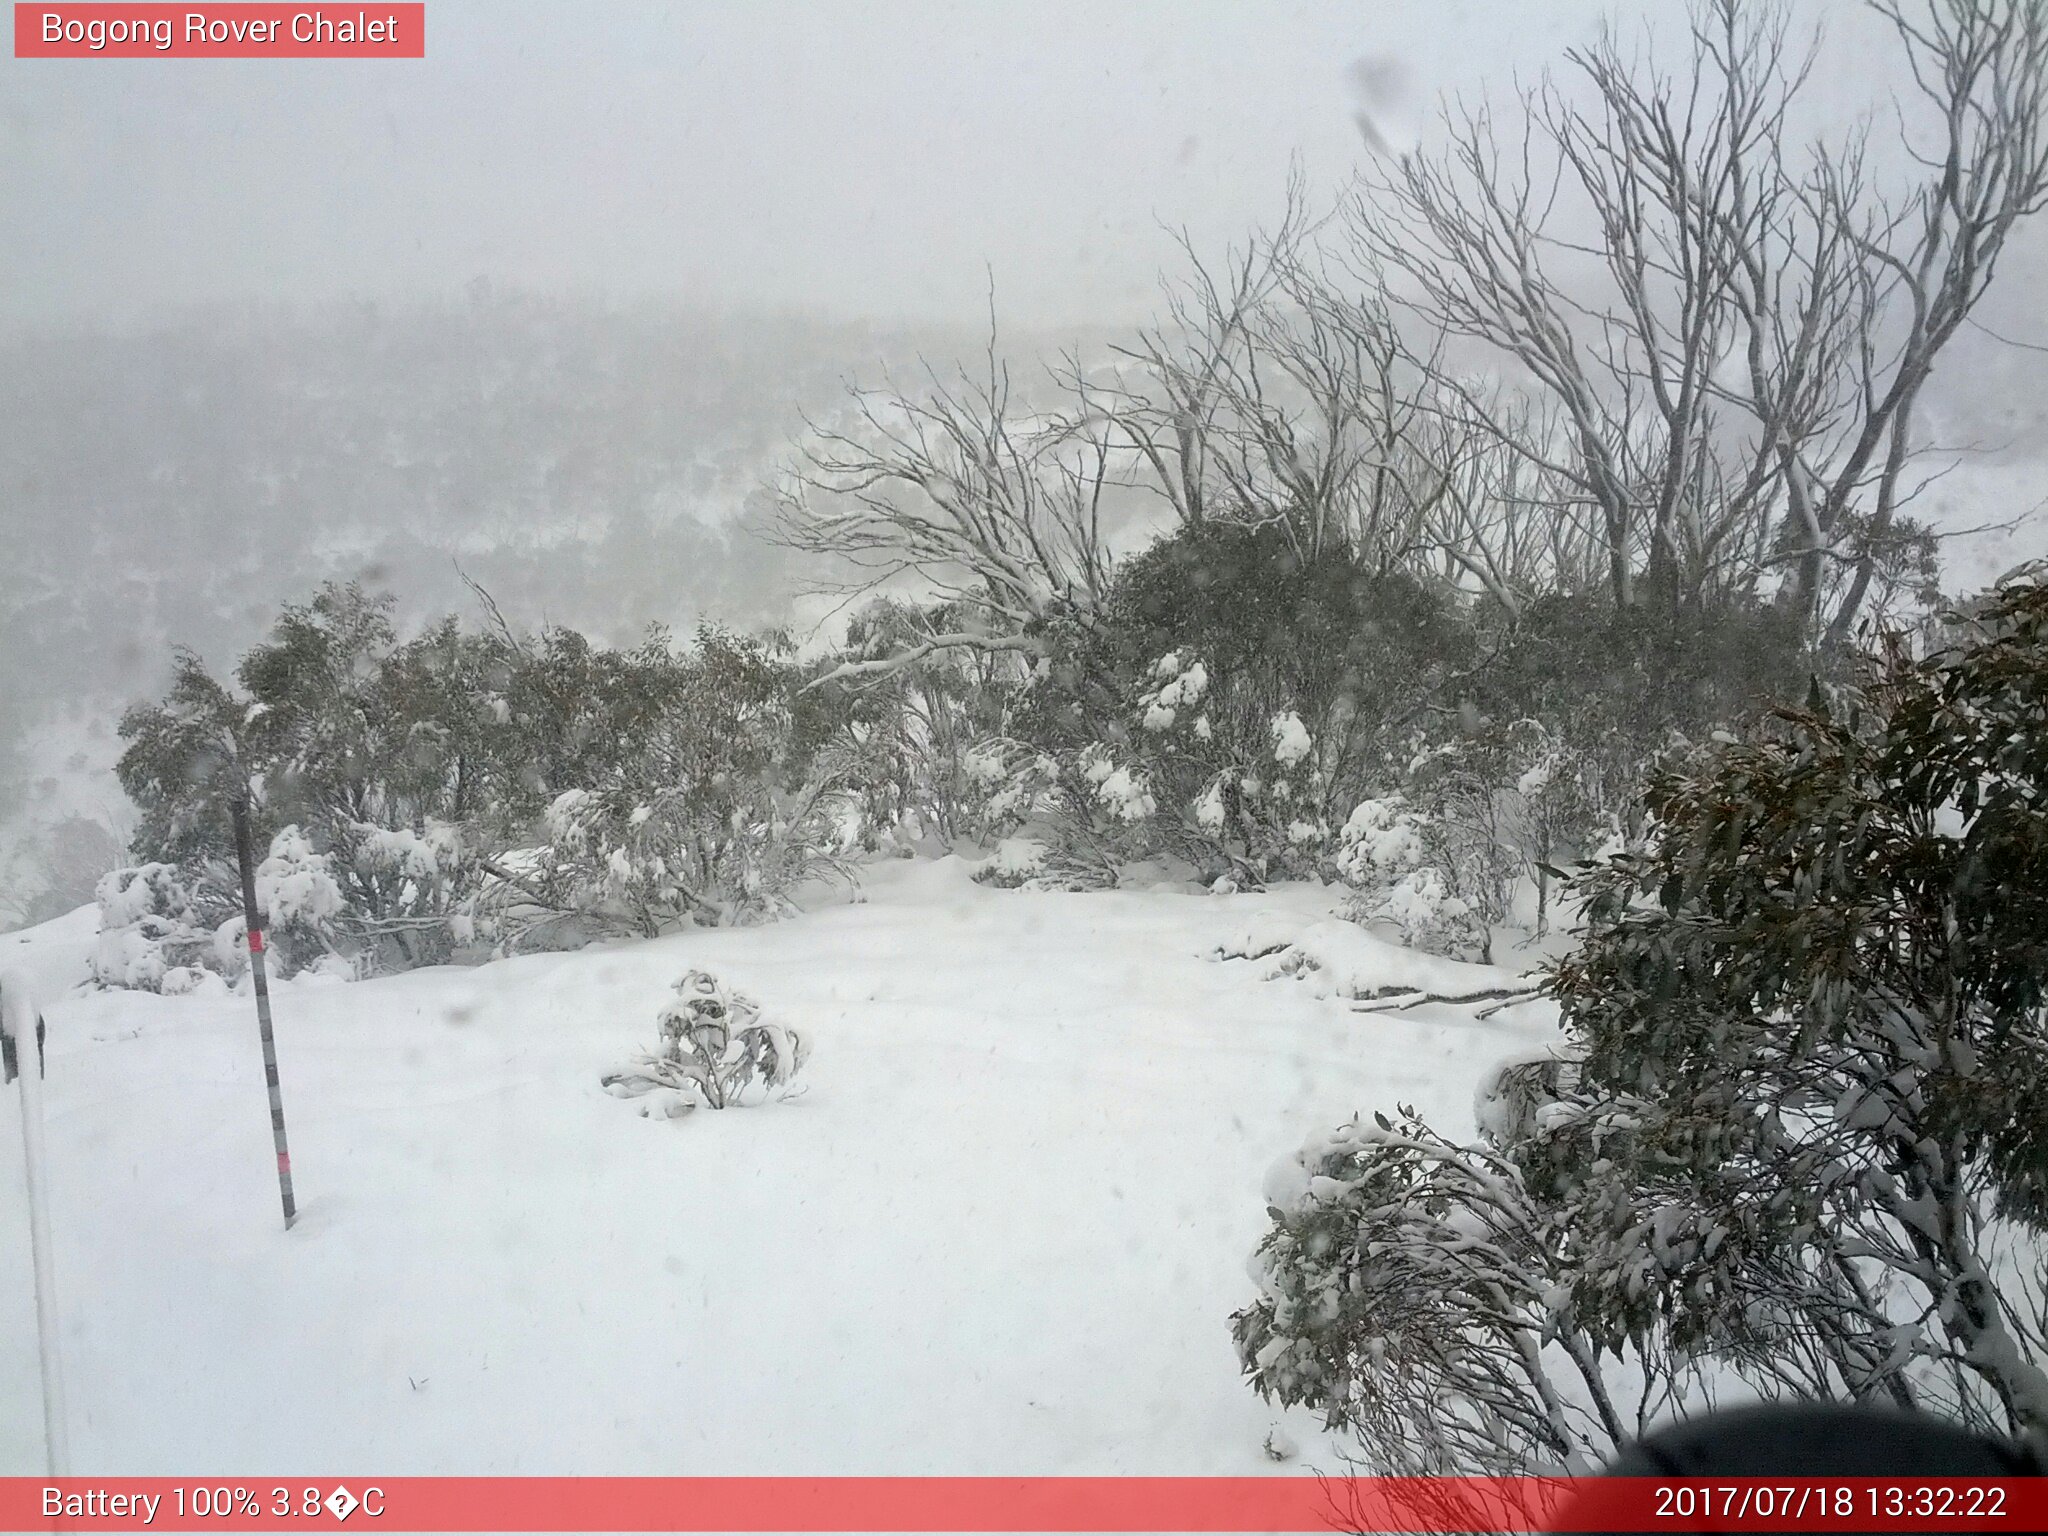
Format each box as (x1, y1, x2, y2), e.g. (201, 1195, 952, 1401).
(1237, 573, 2048, 1466)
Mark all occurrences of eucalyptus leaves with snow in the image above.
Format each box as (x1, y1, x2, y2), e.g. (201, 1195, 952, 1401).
(601, 969, 808, 1117)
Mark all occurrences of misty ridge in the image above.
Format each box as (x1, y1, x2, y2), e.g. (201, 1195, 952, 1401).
(0, 294, 1073, 699)
(6, 261, 2046, 714)
(0, 293, 1133, 831)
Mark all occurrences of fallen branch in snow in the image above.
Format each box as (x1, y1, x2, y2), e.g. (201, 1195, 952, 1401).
(1351, 985, 1539, 1016)
(1210, 940, 1294, 963)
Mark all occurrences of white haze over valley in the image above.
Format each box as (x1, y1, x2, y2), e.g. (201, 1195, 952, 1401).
(4, 0, 2047, 888)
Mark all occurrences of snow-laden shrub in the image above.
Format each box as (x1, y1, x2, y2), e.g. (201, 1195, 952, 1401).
(1094, 763, 1157, 823)
(600, 969, 808, 1116)
(321, 816, 487, 972)
(949, 636, 1344, 895)
(1115, 652, 1338, 886)
(1499, 720, 1604, 935)
(1333, 796, 1426, 885)
(957, 739, 1063, 843)
(116, 587, 846, 969)
(92, 842, 311, 991)
(946, 630, 1349, 892)
(973, 835, 1049, 889)
(1332, 718, 1605, 961)
(1138, 650, 1211, 735)
(252, 824, 349, 974)
(1239, 575, 2048, 1481)
(942, 734, 1124, 890)
(467, 625, 863, 949)
(1270, 711, 1312, 768)
(795, 596, 1024, 849)
(91, 862, 240, 992)
(504, 775, 852, 948)
(1334, 795, 1489, 961)
(90, 817, 471, 990)
(1234, 1104, 1640, 1477)
(158, 965, 230, 998)
(1373, 865, 1486, 960)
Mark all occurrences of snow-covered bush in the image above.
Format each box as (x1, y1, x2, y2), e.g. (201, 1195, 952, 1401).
(90, 862, 240, 992)
(1372, 863, 1487, 961)
(117, 586, 868, 963)
(973, 835, 1049, 889)
(251, 824, 349, 973)
(476, 628, 860, 947)
(508, 772, 851, 945)
(1475, 590, 1805, 836)
(600, 969, 808, 1116)
(1093, 759, 1158, 824)
(1269, 710, 1312, 768)
(115, 584, 501, 970)
(1331, 720, 1604, 961)
(1497, 719, 1603, 935)
(1332, 796, 1425, 887)
(1398, 739, 1525, 958)
(805, 596, 1021, 847)
(322, 817, 487, 971)
(1241, 575, 2048, 1478)
(932, 728, 1133, 891)
(1104, 523, 1473, 882)
(1546, 580, 2048, 1440)
(92, 826, 358, 990)
(1333, 794, 1490, 960)
(91, 816, 491, 990)
(1235, 1104, 1652, 1476)
(803, 522, 1477, 892)
(1043, 646, 1340, 890)
(1137, 650, 1211, 738)
(962, 646, 1344, 892)
(956, 738, 1063, 844)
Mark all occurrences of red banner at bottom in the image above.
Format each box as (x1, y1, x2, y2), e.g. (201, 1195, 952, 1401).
(3, 1475, 2042, 1532)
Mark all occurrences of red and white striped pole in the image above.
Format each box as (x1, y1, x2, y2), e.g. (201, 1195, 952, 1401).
(231, 800, 297, 1229)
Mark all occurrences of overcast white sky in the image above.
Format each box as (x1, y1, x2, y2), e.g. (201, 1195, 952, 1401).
(0, 0, 1919, 331)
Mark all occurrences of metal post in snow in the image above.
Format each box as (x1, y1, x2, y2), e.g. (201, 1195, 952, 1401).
(3, 969, 69, 1477)
(232, 800, 298, 1228)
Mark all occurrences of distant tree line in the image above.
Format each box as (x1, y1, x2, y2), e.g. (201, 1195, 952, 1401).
(101, 582, 862, 989)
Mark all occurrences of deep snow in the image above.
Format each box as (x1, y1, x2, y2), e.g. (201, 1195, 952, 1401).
(1, 857, 1558, 1476)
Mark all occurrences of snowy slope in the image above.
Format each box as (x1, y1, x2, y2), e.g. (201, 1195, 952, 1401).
(0, 858, 1558, 1476)
(1, 904, 98, 1006)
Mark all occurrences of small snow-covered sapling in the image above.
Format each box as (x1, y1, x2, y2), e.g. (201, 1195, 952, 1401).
(601, 969, 807, 1116)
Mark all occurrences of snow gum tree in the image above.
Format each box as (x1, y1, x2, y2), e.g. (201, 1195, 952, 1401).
(115, 583, 493, 976)
(500, 626, 859, 944)
(1553, 572, 2048, 1438)
(1348, 0, 2048, 638)
(1237, 570, 2048, 1471)
(111, 584, 854, 978)
(1108, 521, 1473, 880)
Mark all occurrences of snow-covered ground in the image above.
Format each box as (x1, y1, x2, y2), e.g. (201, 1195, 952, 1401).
(0, 857, 1557, 1476)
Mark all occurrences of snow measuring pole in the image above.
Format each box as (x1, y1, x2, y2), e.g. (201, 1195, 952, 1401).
(3, 969, 69, 1477)
(232, 800, 298, 1228)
